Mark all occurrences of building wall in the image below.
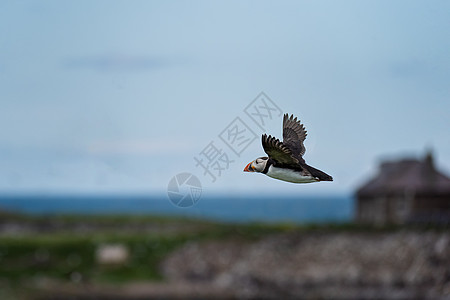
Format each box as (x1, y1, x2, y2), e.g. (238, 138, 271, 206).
(388, 196, 411, 224)
(357, 196, 387, 225)
(410, 195, 450, 223)
(357, 195, 412, 225)
(357, 194, 450, 225)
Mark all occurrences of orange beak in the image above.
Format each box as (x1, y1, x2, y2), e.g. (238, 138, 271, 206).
(243, 162, 254, 172)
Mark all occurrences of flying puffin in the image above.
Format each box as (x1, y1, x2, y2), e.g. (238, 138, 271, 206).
(243, 113, 333, 183)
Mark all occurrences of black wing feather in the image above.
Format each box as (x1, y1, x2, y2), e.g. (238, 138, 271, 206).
(261, 134, 299, 165)
(282, 113, 307, 157)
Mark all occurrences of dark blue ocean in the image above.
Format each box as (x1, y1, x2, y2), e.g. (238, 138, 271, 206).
(0, 194, 354, 224)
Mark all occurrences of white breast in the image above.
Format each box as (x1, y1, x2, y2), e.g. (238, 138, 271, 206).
(266, 165, 318, 183)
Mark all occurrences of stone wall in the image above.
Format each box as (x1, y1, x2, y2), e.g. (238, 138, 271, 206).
(162, 230, 450, 300)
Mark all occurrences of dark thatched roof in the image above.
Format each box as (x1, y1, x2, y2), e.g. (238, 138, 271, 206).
(357, 152, 450, 198)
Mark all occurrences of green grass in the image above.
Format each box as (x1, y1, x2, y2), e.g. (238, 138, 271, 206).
(1, 233, 193, 283)
(0, 213, 444, 289)
(0, 214, 297, 286)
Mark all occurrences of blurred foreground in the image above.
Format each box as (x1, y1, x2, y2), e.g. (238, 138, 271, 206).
(0, 212, 449, 300)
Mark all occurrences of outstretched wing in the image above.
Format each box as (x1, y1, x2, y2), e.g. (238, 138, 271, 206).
(282, 113, 307, 157)
(261, 134, 299, 165)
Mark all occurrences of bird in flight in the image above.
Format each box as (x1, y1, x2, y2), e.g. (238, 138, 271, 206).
(243, 113, 333, 183)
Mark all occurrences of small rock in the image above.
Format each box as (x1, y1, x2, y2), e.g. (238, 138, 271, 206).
(96, 243, 129, 265)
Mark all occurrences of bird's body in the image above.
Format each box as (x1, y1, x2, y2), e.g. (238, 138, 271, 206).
(265, 164, 318, 183)
(244, 114, 333, 183)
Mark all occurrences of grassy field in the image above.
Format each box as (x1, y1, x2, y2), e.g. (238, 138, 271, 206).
(0, 212, 443, 299)
(0, 213, 295, 288)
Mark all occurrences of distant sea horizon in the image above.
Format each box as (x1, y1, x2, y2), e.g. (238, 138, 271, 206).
(0, 193, 354, 224)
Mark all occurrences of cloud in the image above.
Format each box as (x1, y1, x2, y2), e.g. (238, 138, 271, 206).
(63, 54, 169, 72)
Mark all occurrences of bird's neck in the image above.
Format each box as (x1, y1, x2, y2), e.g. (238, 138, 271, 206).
(262, 159, 274, 174)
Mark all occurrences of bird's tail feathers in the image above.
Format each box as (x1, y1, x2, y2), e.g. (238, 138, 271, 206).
(305, 165, 333, 181)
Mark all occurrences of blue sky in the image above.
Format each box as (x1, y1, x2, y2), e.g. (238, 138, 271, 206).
(1, 1, 449, 196)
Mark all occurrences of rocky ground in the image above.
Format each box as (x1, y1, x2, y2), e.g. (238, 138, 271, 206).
(2, 213, 448, 299)
(161, 230, 450, 299)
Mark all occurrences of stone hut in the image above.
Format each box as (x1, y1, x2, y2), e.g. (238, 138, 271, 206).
(356, 151, 450, 225)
